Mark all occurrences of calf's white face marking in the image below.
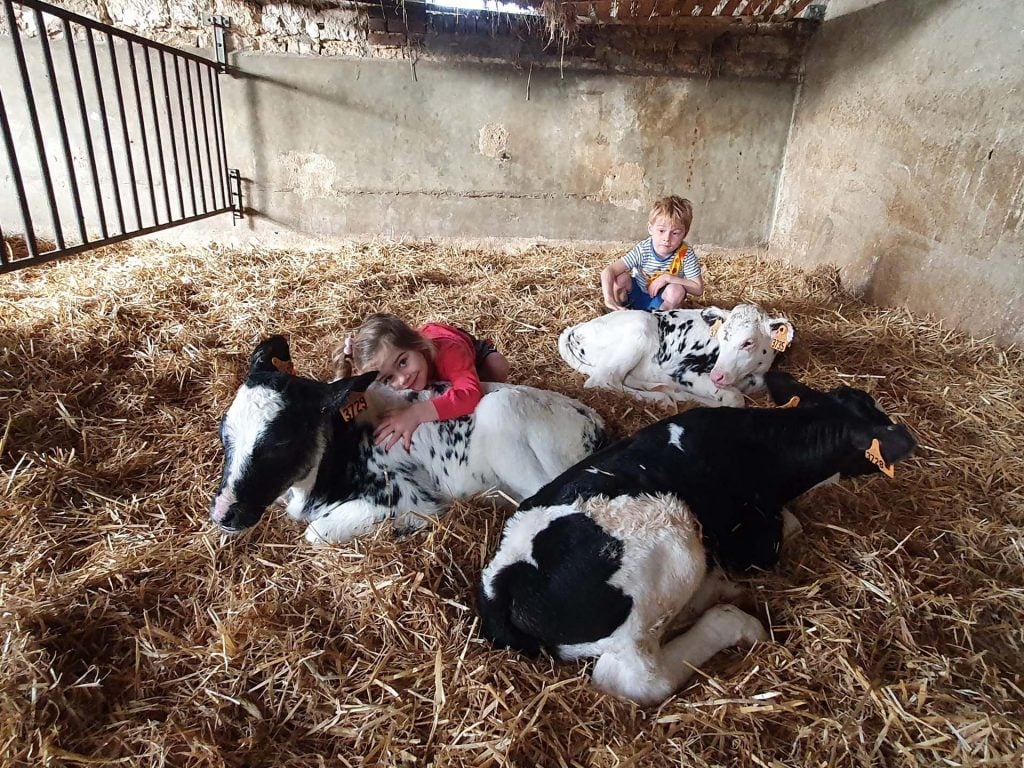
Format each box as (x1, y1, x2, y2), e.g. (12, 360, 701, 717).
(667, 424, 686, 451)
(709, 305, 790, 390)
(211, 384, 285, 524)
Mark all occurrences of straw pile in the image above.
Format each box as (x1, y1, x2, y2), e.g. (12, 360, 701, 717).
(1, 238, 1022, 767)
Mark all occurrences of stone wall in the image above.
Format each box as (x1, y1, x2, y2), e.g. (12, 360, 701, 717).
(2, 0, 814, 78)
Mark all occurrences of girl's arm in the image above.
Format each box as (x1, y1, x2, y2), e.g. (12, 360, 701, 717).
(429, 338, 485, 421)
(375, 400, 439, 452)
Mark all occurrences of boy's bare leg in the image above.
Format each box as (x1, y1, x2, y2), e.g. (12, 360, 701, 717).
(479, 352, 510, 383)
(659, 283, 688, 310)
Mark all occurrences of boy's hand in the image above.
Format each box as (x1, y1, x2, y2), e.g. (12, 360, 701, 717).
(374, 406, 428, 452)
(604, 294, 626, 311)
(648, 274, 673, 297)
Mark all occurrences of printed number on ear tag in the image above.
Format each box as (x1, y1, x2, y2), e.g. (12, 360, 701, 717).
(271, 357, 296, 375)
(340, 394, 368, 422)
(778, 396, 800, 408)
(771, 326, 791, 353)
(865, 438, 895, 478)
(709, 319, 723, 337)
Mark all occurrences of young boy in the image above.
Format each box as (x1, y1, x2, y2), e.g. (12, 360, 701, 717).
(600, 195, 704, 311)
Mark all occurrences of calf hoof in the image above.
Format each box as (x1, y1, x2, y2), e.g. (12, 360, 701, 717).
(304, 514, 360, 546)
(716, 390, 745, 408)
(392, 511, 430, 536)
(708, 603, 768, 647)
(781, 508, 803, 543)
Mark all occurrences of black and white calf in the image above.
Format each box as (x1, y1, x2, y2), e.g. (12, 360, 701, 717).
(211, 336, 606, 544)
(558, 303, 794, 407)
(479, 373, 916, 704)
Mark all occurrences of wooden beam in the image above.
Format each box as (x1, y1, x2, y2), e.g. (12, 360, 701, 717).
(632, 0, 663, 21)
(783, 0, 815, 18)
(676, 0, 700, 16)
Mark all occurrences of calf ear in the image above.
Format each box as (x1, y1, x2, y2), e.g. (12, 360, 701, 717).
(250, 335, 292, 375)
(701, 306, 730, 326)
(767, 317, 794, 348)
(322, 371, 379, 410)
(765, 371, 823, 406)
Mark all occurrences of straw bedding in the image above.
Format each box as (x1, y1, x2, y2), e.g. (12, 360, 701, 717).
(1, 239, 1022, 767)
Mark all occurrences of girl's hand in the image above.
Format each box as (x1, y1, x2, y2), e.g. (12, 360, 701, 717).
(374, 402, 436, 452)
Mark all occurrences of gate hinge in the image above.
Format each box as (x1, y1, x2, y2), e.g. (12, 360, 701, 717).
(205, 14, 231, 73)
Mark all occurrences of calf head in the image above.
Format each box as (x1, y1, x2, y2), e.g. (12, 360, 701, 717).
(706, 304, 794, 390)
(765, 371, 917, 477)
(210, 335, 377, 532)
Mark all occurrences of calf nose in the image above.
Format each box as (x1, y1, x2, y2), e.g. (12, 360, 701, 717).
(210, 494, 235, 527)
(710, 369, 730, 388)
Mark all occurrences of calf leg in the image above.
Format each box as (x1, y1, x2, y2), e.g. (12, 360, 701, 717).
(591, 604, 766, 706)
(668, 568, 746, 632)
(685, 378, 745, 408)
(304, 500, 392, 545)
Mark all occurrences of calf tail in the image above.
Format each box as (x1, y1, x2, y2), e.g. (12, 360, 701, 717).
(477, 567, 542, 657)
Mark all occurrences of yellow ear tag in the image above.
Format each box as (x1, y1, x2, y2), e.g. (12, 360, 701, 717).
(865, 438, 895, 478)
(771, 326, 791, 353)
(709, 319, 723, 337)
(779, 396, 800, 408)
(340, 394, 368, 422)
(271, 357, 296, 375)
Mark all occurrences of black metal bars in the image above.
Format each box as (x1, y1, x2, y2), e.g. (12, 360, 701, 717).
(0, 0, 237, 273)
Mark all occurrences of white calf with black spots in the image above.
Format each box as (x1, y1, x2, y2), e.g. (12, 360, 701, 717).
(558, 303, 794, 407)
(210, 336, 606, 545)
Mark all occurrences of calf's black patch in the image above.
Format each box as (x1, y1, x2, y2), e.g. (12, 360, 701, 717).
(480, 514, 633, 654)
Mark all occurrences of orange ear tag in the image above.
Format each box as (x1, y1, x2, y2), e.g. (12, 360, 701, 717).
(771, 326, 791, 353)
(778, 396, 800, 408)
(271, 357, 296, 375)
(340, 394, 368, 422)
(709, 319, 723, 337)
(865, 438, 895, 478)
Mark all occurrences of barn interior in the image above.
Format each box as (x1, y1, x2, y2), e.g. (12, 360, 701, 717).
(1, 0, 1023, 765)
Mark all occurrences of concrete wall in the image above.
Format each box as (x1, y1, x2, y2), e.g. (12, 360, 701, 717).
(770, 0, 1024, 346)
(221, 53, 796, 243)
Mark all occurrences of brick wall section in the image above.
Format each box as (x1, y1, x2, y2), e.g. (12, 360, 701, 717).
(3, 0, 814, 80)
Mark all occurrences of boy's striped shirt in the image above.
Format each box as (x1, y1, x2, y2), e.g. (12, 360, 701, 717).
(622, 238, 701, 287)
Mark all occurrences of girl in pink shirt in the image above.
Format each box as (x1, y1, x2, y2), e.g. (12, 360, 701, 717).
(335, 313, 510, 451)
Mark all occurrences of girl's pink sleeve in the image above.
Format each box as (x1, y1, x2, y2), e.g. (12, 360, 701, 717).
(431, 338, 484, 421)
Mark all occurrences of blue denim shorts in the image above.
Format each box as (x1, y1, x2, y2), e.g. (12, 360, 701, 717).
(627, 280, 664, 311)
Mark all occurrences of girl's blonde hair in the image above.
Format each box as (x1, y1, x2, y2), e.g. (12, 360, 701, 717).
(332, 313, 434, 378)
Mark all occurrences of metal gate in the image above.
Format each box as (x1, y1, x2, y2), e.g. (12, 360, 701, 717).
(0, 0, 241, 273)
